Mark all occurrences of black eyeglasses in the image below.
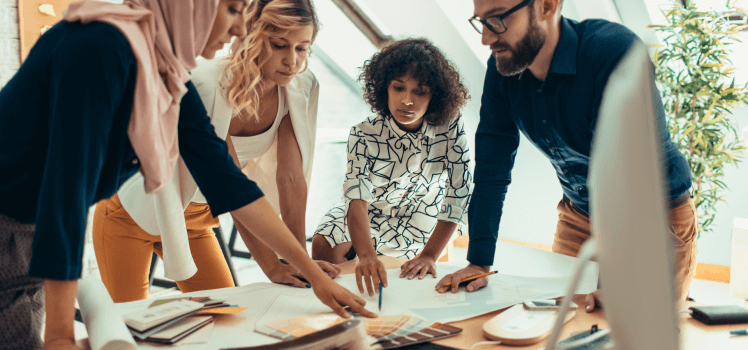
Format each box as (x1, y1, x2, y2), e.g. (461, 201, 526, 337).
(469, 0, 535, 35)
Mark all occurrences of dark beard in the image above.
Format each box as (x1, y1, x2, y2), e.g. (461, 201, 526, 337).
(493, 11, 546, 76)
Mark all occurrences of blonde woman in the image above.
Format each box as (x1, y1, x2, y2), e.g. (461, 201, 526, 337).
(92, 0, 345, 302)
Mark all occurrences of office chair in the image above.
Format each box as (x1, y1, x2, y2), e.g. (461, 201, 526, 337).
(148, 225, 241, 290)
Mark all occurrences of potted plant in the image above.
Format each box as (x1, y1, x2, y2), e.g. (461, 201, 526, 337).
(649, 0, 748, 234)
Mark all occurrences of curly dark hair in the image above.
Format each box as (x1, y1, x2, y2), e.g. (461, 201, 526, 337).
(359, 38, 469, 127)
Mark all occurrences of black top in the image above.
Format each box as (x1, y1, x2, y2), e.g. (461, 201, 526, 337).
(467, 18, 692, 266)
(0, 21, 263, 280)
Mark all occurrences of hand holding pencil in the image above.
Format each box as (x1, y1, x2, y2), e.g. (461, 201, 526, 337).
(435, 264, 494, 294)
(442, 270, 497, 287)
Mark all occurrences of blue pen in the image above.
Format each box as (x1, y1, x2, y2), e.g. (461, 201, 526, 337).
(379, 282, 383, 311)
(730, 329, 748, 336)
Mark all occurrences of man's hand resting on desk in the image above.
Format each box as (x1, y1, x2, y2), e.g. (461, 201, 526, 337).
(400, 254, 438, 280)
(355, 255, 388, 297)
(267, 261, 342, 288)
(435, 264, 490, 294)
(585, 289, 601, 313)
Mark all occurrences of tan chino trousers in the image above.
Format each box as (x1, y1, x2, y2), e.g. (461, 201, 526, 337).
(551, 197, 698, 303)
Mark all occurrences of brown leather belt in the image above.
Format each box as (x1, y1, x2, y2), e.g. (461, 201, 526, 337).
(668, 190, 692, 209)
(563, 190, 691, 217)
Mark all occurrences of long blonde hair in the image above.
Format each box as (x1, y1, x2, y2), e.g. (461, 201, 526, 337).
(221, 0, 319, 122)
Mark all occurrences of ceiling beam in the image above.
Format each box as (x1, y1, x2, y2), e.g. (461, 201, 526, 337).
(330, 0, 392, 49)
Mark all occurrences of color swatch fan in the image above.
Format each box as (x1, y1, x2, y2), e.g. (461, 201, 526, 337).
(260, 314, 412, 339)
(257, 312, 461, 348)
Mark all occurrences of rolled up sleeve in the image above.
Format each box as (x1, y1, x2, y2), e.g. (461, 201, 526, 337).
(438, 116, 473, 225)
(342, 126, 375, 203)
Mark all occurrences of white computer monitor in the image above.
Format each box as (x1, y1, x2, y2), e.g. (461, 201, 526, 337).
(588, 41, 680, 349)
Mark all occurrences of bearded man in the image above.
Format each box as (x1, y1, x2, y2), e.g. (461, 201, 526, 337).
(435, 0, 697, 312)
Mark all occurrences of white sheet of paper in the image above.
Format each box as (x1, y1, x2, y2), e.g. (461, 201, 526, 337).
(76, 275, 138, 350)
(489, 241, 599, 294)
(334, 266, 585, 323)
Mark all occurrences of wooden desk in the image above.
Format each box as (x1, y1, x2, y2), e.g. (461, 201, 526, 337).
(338, 256, 748, 350)
(74, 253, 748, 349)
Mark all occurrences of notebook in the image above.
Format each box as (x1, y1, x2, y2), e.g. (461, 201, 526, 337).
(148, 316, 214, 344)
(124, 299, 204, 332)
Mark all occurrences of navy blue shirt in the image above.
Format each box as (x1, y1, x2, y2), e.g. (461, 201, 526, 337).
(467, 18, 692, 266)
(0, 21, 263, 280)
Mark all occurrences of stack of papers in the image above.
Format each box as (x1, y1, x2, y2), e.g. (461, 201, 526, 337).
(123, 296, 246, 345)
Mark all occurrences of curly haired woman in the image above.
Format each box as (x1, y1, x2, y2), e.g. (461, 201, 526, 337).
(312, 38, 473, 296)
(92, 0, 350, 303)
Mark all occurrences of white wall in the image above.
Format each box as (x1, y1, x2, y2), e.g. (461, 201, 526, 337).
(693, 39, 748, 266)
(567, 0, 622, 23)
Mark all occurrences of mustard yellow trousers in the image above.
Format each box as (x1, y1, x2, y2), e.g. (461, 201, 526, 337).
(93, 194, 234, 303)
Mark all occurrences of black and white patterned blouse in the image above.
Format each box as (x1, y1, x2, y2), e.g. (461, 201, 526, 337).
(314, 114, 473, 258)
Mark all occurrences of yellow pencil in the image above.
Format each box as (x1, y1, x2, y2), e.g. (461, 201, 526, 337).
(443, 270, 498, 287)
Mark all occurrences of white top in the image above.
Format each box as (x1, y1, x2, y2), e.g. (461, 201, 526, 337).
(191, 87, 289, 204)
(116, 58, 319, 281)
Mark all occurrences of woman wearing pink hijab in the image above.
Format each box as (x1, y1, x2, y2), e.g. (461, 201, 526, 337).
(0, 0, 373, 348)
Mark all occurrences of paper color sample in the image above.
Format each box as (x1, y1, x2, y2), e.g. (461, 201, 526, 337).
(196, 307, 248, 316)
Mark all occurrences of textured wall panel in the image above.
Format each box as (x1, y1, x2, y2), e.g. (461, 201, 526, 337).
(0, 7, 18, 38)
(0, 1, 18, 89)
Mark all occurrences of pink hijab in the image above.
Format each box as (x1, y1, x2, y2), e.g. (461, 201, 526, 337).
(64, 0, 220, 193)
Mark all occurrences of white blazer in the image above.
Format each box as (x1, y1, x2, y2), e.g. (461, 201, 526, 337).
(117, 58, 320, 280)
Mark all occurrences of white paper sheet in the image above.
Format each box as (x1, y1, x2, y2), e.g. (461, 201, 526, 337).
(333, 266, 587, 323)
(76, 275, 138, 350)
